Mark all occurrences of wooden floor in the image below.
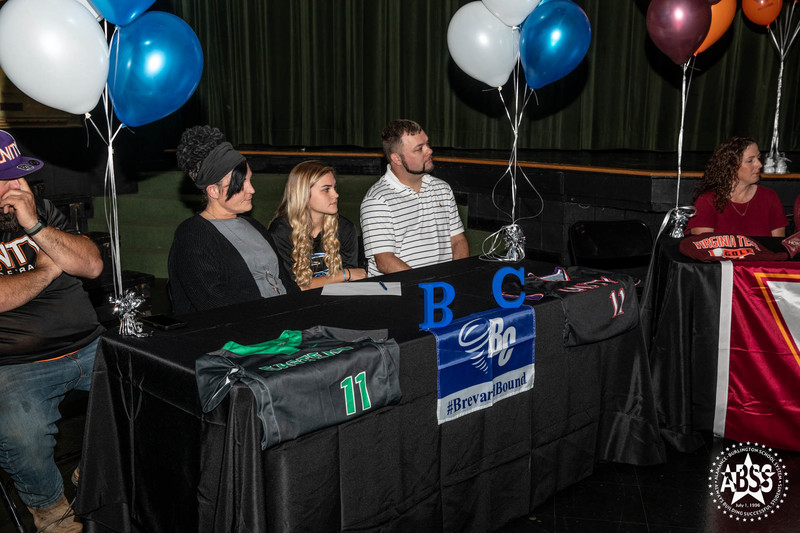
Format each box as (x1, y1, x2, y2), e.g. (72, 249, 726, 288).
(3, 413, 799, 533)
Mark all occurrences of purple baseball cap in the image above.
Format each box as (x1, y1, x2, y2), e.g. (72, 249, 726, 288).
(0, 130, 43, 180)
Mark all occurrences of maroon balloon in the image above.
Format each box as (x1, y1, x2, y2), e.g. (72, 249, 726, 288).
(646, 0, 712, 65)
(707, 0, 721, 4)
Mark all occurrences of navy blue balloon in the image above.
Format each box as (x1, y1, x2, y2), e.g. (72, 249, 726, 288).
(108, 12, 203, 127)
(520, 0, 591, 90)
(89, 0, 155, 26)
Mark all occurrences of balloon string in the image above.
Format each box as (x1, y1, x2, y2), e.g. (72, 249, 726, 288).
(95, 21, 140, 334)
(676, 62, 687, 209)
(497, 75, 519, 223)
(675, 56, 696, 209)
(104, 142, 122, 301)
(83, 114, 92, 148)
(790, 5, 800, 50)
(91, 19, 124, 303)
(769, 57, 784, 158)
(109, 25, 120, 89)
(498, 80, 517, 222)
(784, 1, 799, 51)
(769, 25, 781, 51)
(512, 87, 541, 224)
(494, 65, 542, 224)
(482, 57, 541, 263)
(101, 99, 122, 300)
(86, 114, 106, 144)
(500, 54, 523, 222)
(765, 3, 800, 169)
(110, 124, 124, 144)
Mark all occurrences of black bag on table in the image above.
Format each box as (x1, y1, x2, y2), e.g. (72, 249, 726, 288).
(504, 266, 639, 346)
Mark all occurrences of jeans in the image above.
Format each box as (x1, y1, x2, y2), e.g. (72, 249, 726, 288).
(0, 337, 99, 509)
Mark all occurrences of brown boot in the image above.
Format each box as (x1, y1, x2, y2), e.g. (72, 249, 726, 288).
(26, 494, 82, 533)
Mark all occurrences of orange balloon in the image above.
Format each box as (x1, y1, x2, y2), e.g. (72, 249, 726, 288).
(695, 0, 736, 54)
(742, 0, 783, 27)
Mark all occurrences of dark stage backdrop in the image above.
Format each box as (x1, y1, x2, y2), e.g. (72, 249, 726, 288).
(171, 0, 800, 152)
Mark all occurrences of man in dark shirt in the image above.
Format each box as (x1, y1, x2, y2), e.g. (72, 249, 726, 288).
(0, 130, 103, 532)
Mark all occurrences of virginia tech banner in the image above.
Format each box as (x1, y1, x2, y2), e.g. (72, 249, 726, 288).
(430, 306, 535, 424)
(714, 262, 800, 450)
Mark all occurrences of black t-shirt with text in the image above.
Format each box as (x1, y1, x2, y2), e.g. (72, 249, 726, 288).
(0, 199, 103, 364)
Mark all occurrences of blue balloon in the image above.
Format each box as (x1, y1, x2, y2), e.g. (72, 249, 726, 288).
(88, 0, 155, 26)
(519, 0, 591, 90)
(108, 12, 203, 127)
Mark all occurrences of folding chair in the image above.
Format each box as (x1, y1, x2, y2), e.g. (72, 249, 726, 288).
(568, 219, 653, 285)
(0, 472, 25, 533)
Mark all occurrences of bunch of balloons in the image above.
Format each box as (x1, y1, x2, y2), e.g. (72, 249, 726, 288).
(646, 0, 785, 65)
(0, 0, 203, 127)
(447, 0, 591, 90)
(646, 0, 755, 65)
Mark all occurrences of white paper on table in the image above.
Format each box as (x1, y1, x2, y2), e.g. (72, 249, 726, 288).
(321, 282, 402, 296)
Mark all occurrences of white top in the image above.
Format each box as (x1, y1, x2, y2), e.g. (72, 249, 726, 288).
(360, 166, 464, 277)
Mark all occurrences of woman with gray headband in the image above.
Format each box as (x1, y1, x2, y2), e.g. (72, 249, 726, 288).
(167, 125, 298, 314)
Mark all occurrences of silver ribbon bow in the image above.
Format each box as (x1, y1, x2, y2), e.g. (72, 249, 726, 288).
(666, 206, 697, 239)
(481, 223, 526, 262)
(111, 289, 149, 337)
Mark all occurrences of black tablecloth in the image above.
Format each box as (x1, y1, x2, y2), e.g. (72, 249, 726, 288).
(641, 237, 798, 452)
(640, 238, 723, 452)
(75, 257, 664, 532)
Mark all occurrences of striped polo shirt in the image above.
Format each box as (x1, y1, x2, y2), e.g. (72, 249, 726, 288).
(360, 166, 464, 277)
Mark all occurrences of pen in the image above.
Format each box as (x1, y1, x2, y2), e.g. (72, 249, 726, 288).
(378, 281, 388, 291)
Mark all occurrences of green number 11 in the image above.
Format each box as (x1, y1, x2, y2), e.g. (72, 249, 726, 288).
(340, 371, 372, 415)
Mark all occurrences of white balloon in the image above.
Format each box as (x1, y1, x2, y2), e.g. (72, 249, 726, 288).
(74, 0, 104, 21)
(482, 0, 541, 27)
(447, 2, 520, 88)
(0, 0, 109, 114)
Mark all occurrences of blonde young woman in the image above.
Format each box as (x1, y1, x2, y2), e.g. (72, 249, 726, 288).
(269, 161, 366, 289)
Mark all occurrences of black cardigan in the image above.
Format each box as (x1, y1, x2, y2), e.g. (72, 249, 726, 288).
(168, 214, 298, 315)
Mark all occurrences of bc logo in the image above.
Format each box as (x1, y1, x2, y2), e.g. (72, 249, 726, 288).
(458, 317, 517, 373)
(420, 266, 524, 329)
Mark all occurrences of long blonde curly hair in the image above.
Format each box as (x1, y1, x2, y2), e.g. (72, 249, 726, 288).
(273, 161, 342, 287)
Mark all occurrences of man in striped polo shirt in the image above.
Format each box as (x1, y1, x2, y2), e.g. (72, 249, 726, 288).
(360, 120, 469, 277)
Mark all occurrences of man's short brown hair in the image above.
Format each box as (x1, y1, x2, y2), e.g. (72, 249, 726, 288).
(381, 119, 423, 160)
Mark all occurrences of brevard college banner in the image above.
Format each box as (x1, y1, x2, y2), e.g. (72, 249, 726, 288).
(714, 262, 800, 451)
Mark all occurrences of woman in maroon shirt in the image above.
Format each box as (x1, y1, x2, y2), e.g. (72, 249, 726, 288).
(687, 137, 787, 237)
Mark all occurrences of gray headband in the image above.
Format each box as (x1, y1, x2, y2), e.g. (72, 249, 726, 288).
(194, 142, 246, 189)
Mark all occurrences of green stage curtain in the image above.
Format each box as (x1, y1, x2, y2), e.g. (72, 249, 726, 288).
(174, 0, 800, 152)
